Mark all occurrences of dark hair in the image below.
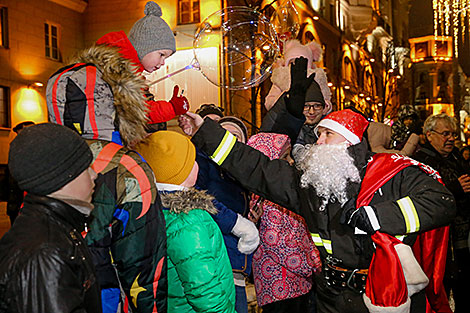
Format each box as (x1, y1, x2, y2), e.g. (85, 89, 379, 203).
(196, 104, 224, 118)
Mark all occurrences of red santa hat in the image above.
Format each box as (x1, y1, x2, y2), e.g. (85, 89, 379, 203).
(364, 232, 429, 313)
(315, 109, 369, 145)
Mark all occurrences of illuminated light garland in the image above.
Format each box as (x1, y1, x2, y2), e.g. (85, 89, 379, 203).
(433, 0, 470, 57)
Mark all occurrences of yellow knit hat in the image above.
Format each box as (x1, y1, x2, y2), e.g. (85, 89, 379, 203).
(135, 131, 196, 185)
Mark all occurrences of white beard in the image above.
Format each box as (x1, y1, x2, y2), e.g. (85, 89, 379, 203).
(296, 143, 361, 209)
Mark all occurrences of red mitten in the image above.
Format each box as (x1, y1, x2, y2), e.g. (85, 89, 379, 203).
(169, 85, 189, 116)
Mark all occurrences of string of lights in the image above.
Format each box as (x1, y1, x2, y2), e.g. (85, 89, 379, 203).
(433, 0, 470, 57)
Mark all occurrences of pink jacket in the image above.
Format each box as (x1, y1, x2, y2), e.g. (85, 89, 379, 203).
(247, 133, 321, 306)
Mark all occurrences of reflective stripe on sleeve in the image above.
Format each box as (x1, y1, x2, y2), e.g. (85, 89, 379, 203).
(397, 196, 420, 233)
(364, 205, 381, 231)
(210, 131, 237, 165)
(311, 233, 332, 254)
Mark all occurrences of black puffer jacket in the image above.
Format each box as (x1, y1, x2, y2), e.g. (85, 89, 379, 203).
(0, 194, 101, 313)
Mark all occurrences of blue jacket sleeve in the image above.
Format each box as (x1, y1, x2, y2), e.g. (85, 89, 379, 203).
(211, 198, 238, 235)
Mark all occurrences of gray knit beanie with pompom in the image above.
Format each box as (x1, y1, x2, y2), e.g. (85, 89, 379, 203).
(128, 1, 176, 61)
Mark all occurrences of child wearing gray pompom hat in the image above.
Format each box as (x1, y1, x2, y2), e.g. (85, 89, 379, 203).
(128, 1, 176, 65)
(92, 1, 189, 125)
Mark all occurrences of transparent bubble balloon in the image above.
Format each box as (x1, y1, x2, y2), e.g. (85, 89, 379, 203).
(270, 0, 300, 42)
(194, 6, 280, 90)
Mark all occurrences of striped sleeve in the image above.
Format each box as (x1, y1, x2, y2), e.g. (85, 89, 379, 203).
(209, 131, 237, 165)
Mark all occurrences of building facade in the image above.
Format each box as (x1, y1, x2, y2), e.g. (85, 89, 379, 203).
(0, 0, 417, 200)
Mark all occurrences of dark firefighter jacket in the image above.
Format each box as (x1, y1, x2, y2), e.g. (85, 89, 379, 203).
(191, 119, 456, 269)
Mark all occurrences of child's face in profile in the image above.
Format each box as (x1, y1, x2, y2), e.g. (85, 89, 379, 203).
(141, 49, 173, 73)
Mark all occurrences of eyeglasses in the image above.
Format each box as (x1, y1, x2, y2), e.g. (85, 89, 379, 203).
(304, 103, 324, 111)
(431, 129, 458, 139)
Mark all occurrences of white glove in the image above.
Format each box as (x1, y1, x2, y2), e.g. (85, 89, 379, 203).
(231, 214, 260, 254)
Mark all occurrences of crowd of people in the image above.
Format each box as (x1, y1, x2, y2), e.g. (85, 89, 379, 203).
(1, 2, 469, 313)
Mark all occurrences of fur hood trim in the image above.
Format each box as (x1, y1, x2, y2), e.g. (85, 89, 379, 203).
(70, 44, 149, 146)
(160, 188, 219, 215)
(271, 65, 332, 113)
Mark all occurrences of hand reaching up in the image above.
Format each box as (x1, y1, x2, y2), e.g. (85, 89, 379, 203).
(169, 85, 189, 116)
(178, 112, 204, 136)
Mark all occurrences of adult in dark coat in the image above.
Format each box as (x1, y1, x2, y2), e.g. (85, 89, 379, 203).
(179, 61, 456, 313)
(413, 113, 470, 313)
(0, 123, 101, 313)
(183, 109, 455, 312)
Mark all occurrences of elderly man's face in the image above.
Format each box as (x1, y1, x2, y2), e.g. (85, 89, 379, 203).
(316, 126, 348, 145)
(426, 120, 457, 157)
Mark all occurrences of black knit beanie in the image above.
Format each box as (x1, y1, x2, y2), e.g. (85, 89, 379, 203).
(305, 79, 325, 106)
(196, 104, 225, 119)
(8, 123, 93, 196)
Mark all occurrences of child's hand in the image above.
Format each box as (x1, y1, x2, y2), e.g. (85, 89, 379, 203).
(178, 112, 203, 136)
(169, 85, 189, 116)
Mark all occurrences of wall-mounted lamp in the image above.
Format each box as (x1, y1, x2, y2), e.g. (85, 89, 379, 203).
(28, 82, 44, 90)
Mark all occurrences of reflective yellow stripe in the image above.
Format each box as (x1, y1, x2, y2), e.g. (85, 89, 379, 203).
(311, 233, 322, 245)
(311, 233, 332, 254)
(323, 239, 332, 254)
(397, 196, 420, 233)
(210, 131, 237, 165)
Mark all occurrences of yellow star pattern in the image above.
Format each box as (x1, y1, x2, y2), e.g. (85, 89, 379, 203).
(130, 273, 147, 307)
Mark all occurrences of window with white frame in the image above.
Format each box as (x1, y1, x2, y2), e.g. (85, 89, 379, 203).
(0, 6, 8, 48)
(178, 0, 200, 25)
(0, 86, 10, 128)
(45, 22, 60, 61)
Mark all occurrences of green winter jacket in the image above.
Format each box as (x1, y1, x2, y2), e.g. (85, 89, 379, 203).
(158, 184, 236, 313)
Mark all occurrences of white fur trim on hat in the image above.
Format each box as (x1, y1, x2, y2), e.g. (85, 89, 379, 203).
(395, 244, 429, 296)
(315, 119, 360, 144)
(363, 293, 411, 313)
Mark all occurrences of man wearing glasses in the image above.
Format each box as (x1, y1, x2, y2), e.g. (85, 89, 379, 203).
(413, 113, 470, 313)
(291, 96, 332, 161)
